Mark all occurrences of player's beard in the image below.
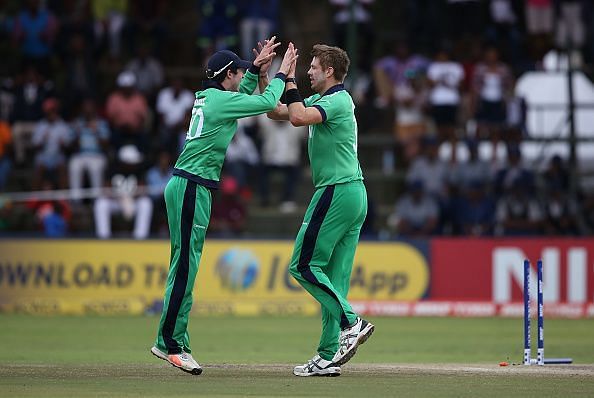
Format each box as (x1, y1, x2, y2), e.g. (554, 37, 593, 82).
(310, 76, 322, 93)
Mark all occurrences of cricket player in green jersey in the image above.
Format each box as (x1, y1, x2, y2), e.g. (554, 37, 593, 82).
(151, 39, 298, 375)
(268, 44, 374, 377)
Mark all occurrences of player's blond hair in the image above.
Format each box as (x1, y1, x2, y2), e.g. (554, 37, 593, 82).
(311, 44, 350, 82)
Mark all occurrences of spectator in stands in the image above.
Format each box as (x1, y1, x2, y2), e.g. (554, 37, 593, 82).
(427, 46, 464, 162)
(224, 117, 259, 191)
(210, 175, 247, 237)
(105, 71, 149, 151)
(91, 0, 128, 59)
(495, 176, 543, 235)
(124, 45, 165, 101)
(525, 0, 554, 38)
(373, 41, 429, 110)
(68, 98, 110, 202)
(393, 68, 428, 163)
(12, 0, 58, 78)
(146, 150, 173, 235)
(452, 180, 496, 236)
(239, 0, 279, 61)
(471, 46, 513, 157)
(451, 139, 493, 192)
(555, 0, 585, 50)
(373, 41, 429, 160)
(542, 180, 579, 235)
(196, 0, 240, 63)
(62, 32, 97, 120)
(486, 0, 523, 63)
(256, 113, 305, 212)
(493, 144, 534, 198)
(387, 180, 439, 237)
(156, 76, 194, 156)
(26, 180, 71, 237)
(0, 117, 11, 191)
(126, 0, 168, 59)
(407, 135, 452, 231)
(54, 0, 95, 59)
(406, 136, 450, 201)
(10, 66, 53, 164)
(31, 98, 71, 190)
(94, 144, 153, 239)
(542, 154, 570, 191)
(329, 0, 375, 69)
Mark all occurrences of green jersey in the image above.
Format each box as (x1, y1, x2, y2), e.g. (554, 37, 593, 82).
(303, 84, 363, 188)
(174, 70, 286, 188)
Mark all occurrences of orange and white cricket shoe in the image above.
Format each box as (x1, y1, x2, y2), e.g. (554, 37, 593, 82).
(151, 346, 202, 375)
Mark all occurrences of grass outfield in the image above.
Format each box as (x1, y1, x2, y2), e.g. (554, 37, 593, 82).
(1, 315, 593, 397)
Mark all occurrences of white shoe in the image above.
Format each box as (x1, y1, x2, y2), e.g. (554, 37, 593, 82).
(332, 317, 375, 366)
(293, 354, 341, 377)
(151, 346, 202, 375)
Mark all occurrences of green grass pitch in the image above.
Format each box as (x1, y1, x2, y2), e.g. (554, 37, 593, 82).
(1, 314, 593, 397)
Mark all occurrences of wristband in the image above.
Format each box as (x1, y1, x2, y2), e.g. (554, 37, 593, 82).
(285, 88, 302, 105)
(286, 77, 296, 84)
(248, 64, 261, 75)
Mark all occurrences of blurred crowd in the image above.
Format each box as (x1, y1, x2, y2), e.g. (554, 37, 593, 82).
(0, 0, 593, 238)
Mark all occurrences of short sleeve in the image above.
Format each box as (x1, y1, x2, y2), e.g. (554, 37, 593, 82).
(303, 94, 319, 107)
(308, 95, 341, 123)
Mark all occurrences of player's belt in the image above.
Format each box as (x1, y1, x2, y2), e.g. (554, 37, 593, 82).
(173, 168, 218, 190)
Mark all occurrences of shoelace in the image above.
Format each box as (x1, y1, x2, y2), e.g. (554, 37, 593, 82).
(303, 356, 322, 371)
(337, 331, 358, 353)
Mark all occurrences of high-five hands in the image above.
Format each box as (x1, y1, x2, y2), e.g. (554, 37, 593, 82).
(279, 42, 298, 76)
(288, 45, 299, 78)
(253, 36, 281, 70)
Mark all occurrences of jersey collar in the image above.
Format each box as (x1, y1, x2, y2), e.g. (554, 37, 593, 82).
(202, 80, 226, 91)
(321, 83, 345, 97)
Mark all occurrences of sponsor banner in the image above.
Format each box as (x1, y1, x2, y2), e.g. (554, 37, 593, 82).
(352, 301, 594, 318)
(431, 239, 594, 307)
(0, 240, 429, 315)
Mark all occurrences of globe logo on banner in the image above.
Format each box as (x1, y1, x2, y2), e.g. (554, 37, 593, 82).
(215, 248, 260, 291)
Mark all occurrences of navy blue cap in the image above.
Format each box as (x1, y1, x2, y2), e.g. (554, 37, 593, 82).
(206, 50, 252, 79)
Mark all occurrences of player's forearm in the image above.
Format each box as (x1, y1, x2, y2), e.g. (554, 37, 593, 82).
(285, 82, 308, 126)
(287, 101, 308, 126)
(267, 103, 289, 120)
(258, 73, 270, 94)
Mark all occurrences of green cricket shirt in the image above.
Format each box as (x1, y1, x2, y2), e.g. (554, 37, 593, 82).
(173, 70, 286, 188)
(304, 84, 363, 188)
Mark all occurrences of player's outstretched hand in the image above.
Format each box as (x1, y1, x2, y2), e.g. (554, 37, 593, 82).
(288, 46, 299, 78)
(278, 42, 298, 76)
(253, 40, 274, 76)
(253, 36, 280, 69)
